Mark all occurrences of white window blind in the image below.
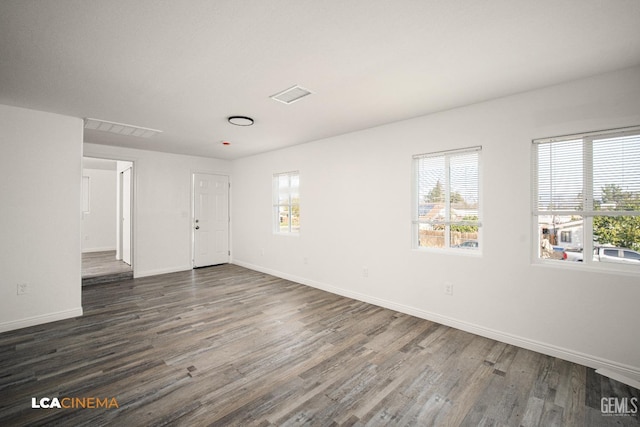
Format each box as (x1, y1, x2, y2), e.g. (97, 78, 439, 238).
(534, 130, 640, 216)
(534, 139, 583, 214)
(413, 146, 481, 250)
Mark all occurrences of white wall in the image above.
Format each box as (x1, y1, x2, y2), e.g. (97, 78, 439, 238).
(0, 105, 83, 332)
(83, 143, 231, 278)
(82, 167, 117, 252)
(231, 66, 640, 383)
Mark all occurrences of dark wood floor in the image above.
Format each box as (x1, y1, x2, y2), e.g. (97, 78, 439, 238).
(0, 264, 637, 426)
(82, 250, 132, 285)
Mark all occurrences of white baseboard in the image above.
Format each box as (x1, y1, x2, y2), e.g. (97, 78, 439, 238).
(0, 307, 83, 333)
(596, 369, 640, 390)
(82, 247, 117, 253)
(233, 259, 640, 389)
(134, 265, 192, 278)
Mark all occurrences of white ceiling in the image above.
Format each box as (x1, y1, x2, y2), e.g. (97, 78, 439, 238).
(1, 1, 639, 160)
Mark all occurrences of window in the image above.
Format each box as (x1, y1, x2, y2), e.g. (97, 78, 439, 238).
(533, 127, 640, 270)
(273, 171, 300, 234)
(603, 249, 619, 257)
(413, 146, 481, 251)
(624, 250, 640, 261)
(560, 231, 572, 243)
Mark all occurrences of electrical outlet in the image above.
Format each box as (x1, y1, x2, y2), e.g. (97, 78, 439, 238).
(17, 283, 30, 295)
(303, 257, 308, 265)
(444, 282, 453, 296)
(362, 267, 369, 278)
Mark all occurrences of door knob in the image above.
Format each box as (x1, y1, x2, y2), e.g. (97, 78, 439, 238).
(195, 225, 200, 230)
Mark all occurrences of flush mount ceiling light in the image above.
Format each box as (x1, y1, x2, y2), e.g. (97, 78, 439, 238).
(270, 85, 313, 104)
(228, 116, 254, 126)
(84, 118, 162, 138)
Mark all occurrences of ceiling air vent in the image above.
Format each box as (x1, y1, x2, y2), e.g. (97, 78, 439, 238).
(270, 85, 313, 105)
(84, 118, 162, 138)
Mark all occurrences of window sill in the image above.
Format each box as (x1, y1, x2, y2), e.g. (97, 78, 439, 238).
(532, 258, 640, 277)
(413, 247, 482, 258)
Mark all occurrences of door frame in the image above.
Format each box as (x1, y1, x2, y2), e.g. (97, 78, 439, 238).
(82, 155, 136, 277)
(191, 171, 231, 268)
(118, 165, 133, 265)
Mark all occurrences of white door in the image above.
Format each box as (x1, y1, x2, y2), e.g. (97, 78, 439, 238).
(193, 173, 229, 267)
(121, 167, 132, 265)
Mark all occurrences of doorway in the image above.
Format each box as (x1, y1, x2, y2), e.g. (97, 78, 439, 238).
(192, 173, 229, 268)
(81, 157, 134, 285)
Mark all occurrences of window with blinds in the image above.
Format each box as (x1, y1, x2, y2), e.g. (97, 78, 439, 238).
(273, 171, 300, 234)
(413, 146, 481, 251)
(533, 127, 640, 269)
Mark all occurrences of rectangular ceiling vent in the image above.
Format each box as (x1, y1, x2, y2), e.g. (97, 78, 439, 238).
(84, 118, 163, 138)
(270, 85, 313, 105)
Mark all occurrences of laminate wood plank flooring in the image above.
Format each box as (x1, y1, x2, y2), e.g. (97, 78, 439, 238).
(82, 250, 132, 285)
(0, 264, 637, 426)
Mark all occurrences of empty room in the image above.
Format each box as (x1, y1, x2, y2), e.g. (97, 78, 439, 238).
(1, 1, 639, 426)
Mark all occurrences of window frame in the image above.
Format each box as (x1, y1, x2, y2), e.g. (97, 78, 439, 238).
(272, 170, 300, 235)
(532, 126, 640, 274)
(412, 146, 482, 253)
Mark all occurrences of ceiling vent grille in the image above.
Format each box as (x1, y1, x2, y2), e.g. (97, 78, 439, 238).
(270, 85, 313, 105)
(84, 118, 162, 138)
